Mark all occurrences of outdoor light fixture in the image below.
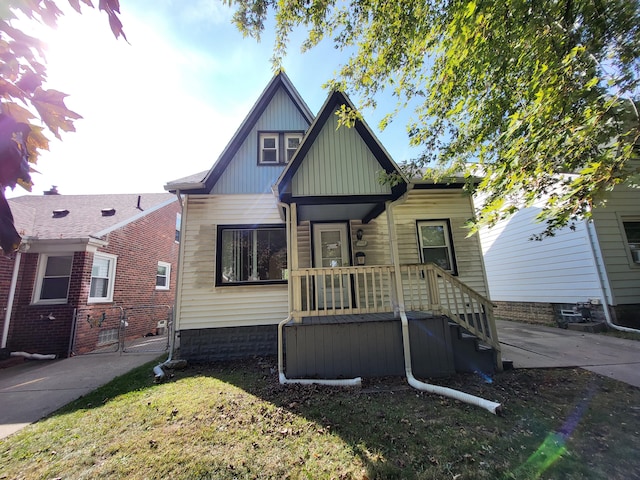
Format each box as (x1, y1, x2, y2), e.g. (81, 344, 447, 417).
(356, 229, 364, 240)
(356, 251, 366, 265)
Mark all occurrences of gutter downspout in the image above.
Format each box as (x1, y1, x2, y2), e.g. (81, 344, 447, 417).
(386, 190, 502, 415)
(585, 219, 640, 334)
(277, 201, 361, 387)
(153, 190, 183, 381)
(1, 251, 21, 349)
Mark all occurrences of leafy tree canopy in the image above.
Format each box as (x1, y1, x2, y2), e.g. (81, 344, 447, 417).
(0, 0, 124, 254)
(227, 0, 640, 237)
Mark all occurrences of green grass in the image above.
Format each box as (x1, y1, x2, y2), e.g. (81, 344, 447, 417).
(1, 358, 639, 479)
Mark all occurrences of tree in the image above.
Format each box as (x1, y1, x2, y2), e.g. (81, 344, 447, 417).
(0, 0, 125, 254)
(227, 0, 640, 237)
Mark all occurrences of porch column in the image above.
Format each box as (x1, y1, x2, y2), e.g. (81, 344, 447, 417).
(385, 200, 406, 315)
(290, 203, 302, 322)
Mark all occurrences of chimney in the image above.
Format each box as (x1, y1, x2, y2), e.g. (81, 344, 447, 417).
(43, 185, 59, 195)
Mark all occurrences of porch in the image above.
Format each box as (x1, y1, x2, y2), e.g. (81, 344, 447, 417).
(283, 263, 502, 378)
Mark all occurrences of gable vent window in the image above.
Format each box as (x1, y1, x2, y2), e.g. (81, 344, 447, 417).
(258, 131, 303, 165)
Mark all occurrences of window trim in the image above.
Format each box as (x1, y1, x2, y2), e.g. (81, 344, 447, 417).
(415, 219, 458, 275)
(620, 216, 640, 267)
(257, 131, 304, 165)
(88, 252, 117, 304)
(156, 261, 171, 290)
(258, 132, 279, 164)
(215, 224, 288, 287)
(284, 132, 303, 163)
(32, 254, 74, 305)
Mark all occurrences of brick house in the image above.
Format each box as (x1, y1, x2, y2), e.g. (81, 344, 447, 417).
(0, 192, 180, 357)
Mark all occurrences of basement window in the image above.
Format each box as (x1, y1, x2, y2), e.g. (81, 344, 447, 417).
(216, 225, 287, 285)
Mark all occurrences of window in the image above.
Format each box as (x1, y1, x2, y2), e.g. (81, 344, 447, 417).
(175, 212, 181, 242)
(34, 255, 73, 304)
(217, 225, 287, 285)
(259, 133, 279, 164)
(156, 261, 171, 290)
(623, 220, 640, 264)
(258, 131, 303, 164)
(89, 253, 117, 303)
(416, 220, 457, 274)
(285, 133, 302, 162)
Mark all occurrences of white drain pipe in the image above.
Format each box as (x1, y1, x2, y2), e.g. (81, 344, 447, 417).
(386, 197, 502, 415)
(399, 310, 502, 415)
(2, 251, 21, 349)
(10, 351, 56, 361)
(277, 202, 361, 387)
(585, 219, 640, 334)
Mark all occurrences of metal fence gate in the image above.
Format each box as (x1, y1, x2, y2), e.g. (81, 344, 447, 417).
(70, 305, 172, 356)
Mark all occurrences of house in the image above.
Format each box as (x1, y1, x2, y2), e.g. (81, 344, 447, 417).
(165, 72, 503, 382)
(0, 192, 180, 358)
(478, 177, 640, 330)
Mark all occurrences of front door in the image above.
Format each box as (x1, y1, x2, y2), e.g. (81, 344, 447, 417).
(312, 223, 351, 309)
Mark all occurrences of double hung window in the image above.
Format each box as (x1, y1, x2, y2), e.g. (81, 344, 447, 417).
(89, 253, 117, 303)
(258, 132, 303, 164)
(217, 225, 287, 285)
(156, 261, 171, 289)
(34, 255, 73, 303)
(416, 220, 457, 274)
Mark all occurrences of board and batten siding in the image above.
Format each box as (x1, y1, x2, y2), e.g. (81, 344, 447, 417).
(212, 88, 311, 195)
(291, 110, 391, 196)
(175, 194, 288, 330)
(479, 202, 603, 303)
(591, 180, 640, 306)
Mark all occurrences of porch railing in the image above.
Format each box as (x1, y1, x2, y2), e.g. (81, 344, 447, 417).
(290, 263, 500, 353)
(291, 266, 396, 317)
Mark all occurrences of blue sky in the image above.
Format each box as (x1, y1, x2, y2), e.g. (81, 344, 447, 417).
(8, 0, 420, 198)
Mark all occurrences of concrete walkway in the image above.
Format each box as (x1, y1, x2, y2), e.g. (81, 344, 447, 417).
(497, 319, 640, 388)
(0, 351, 161, 439)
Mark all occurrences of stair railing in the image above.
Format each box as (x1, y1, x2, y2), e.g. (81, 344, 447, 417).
(400, 263, 501, 354)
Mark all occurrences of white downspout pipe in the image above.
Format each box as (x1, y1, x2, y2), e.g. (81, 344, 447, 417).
(153, 190, 183, 381)
(386, 193, 502, 415)
(277, 201, 361, 387)
(585, 219, 640, 334)
(2, 251, 21, 349)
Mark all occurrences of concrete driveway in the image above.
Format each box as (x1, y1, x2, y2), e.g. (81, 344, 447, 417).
(0, 351, 161, 439)
(497, 319, 640, 388)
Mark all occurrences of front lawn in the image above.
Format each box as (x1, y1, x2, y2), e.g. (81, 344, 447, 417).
(1, 358, 638, 479)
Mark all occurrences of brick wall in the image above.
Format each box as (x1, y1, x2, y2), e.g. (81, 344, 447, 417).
(6, 252, 79, 357)
(493, 301, 557, 325)
(72, 201, 180, 353)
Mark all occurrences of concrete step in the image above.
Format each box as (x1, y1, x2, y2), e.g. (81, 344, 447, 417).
(566, 321, 606, 333)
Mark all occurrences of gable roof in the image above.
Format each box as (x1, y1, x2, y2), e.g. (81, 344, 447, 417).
(9, 193, 176, 241)
(164, 71, 314, 194)
(275, 89, 408, 200)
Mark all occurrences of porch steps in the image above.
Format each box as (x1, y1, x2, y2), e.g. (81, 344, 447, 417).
(448, 322, 498, 375)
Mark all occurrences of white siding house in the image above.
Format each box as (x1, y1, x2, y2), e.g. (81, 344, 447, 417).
(478, 176, 640, 328)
